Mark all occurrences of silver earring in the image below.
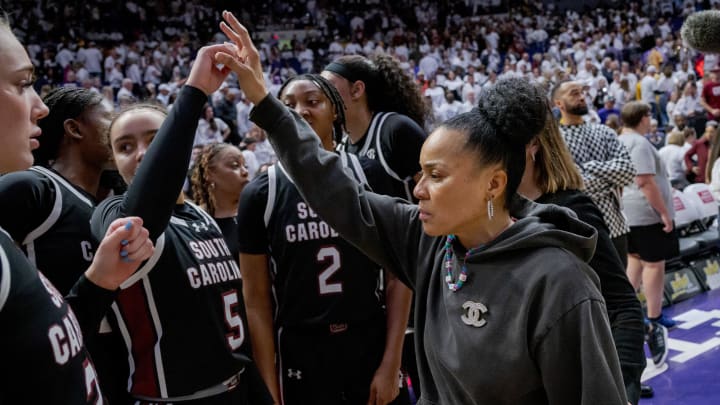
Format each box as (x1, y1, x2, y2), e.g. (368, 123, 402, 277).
(531, 153, 536, 162)
(487, 198, 494, 220)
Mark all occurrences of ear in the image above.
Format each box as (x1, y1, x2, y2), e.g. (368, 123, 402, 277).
(488, 168, 508, 202)
(63, 118, 83, 141)
(350, 80, 365, 101)
(528, 139, 540, 159)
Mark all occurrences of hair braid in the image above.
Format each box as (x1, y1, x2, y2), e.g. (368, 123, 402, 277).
(191, 143, 228, 217)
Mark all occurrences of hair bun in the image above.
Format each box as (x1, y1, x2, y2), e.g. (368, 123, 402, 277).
(476, 78, 547, 146)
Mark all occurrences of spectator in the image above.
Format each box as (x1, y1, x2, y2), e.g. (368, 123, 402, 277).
(193, 104, 230, 147)
(598, 96, 620, 124)
(684, 120, 719, 183)
(658, 130, 689, 189)
(618, 101, 678, 337)
(701, 70, 720, 121)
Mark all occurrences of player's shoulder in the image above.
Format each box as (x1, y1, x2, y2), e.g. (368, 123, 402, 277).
(0, 168, 53, 195)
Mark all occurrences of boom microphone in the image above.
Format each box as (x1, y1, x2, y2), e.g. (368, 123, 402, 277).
(681, 10, 720, 54)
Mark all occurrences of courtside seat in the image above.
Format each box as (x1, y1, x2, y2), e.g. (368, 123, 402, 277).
(683, 183, 719, 228)
(678, 236, 702, 259)
(673, 189, 704, 236)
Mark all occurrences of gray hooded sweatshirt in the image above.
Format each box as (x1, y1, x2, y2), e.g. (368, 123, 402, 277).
(250, 95, 627, 405)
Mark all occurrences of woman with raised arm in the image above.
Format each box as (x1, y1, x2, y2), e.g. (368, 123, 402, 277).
(90, 43, 271, 404)
(0, 14, 153, 403)
(237, 73, 411, 405)
(217, 12, 627, 405)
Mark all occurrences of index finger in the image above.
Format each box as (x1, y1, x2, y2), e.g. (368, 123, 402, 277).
(222, 11, 256, 53)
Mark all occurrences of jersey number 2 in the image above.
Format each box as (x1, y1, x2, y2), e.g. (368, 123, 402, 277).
(222, 290, 245, 350)
(317, 246, 342, 295)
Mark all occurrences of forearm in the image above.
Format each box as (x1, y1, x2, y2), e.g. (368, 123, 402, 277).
(380, 272, 412, 372)
(122, 85, 207, 239)
(582, 159, 635, 188)
(65, 274, 117, 339)
(246, 306, 280, 404)
(638, 178, 670, 217)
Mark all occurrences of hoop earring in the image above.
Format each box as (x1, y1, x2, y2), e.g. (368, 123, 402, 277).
(487, 198, 494, 220)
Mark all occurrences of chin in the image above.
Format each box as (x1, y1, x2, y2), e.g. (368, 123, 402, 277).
(421, 223, 445, 237)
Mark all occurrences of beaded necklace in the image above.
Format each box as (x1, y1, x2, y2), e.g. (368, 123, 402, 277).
(443, 234, 481, 292)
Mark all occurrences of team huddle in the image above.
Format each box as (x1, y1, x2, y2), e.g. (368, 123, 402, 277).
(6, 7, 712, 405)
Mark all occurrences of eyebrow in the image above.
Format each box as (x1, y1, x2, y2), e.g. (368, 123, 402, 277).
(13, 65, 35, 75)
(112, 130, 158, 144)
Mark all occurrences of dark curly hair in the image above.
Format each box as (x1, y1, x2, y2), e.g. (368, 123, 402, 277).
(34, 87, 105, 167)
(277, 73, 347, 144)
(441, 78, 549, 208)
(324, 54, 427, 126)
(190, 143, 236, 217)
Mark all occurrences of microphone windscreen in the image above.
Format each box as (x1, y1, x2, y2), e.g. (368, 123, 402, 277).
(681, 10, 720, 54)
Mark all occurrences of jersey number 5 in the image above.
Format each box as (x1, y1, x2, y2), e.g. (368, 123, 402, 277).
(222, 290, 245, 350)
(317, 246, 342, 295)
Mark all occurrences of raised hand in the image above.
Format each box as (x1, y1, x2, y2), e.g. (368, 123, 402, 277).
(84, 216, 154, 290)
(215, 10, 268, 105)
(185, 44, 234, 96)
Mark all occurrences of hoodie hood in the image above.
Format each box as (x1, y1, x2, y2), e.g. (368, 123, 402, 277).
(462, 194, 598, 263)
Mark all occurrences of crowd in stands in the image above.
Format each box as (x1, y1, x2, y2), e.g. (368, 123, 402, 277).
(3, 0, 720, 185)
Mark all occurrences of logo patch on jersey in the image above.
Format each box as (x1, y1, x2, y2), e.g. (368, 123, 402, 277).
(366, 148, 376, 160)
(191, 221, 210, 233)
(287, 369, 302, 380)
(461, 301, 488, 328)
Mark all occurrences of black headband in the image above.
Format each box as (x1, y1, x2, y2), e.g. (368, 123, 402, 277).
(324, 61, 378, 85)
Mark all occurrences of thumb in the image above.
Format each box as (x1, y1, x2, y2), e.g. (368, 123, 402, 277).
(215, 52, 249, 76)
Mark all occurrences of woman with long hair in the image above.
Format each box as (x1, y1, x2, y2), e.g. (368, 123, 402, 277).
(237, 73, 411, 405)
(218, 13, 627, 404)
(321, 53, 428, 202)
(517, 116, 646, 405)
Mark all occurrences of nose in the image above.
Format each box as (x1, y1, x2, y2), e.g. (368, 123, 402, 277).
(295, 104, 310, 119)
(33, 90, 49, 121)
(136, 145, 147, 163)
(413, 175, 428, 201)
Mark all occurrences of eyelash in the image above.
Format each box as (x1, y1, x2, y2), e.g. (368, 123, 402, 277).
(21, 74, 37, 88)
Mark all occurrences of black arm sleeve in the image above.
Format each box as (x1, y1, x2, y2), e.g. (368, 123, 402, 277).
(380, 114, 426, 179)
(91, 86, 208, 240)
(250, 94, 421, 289)
(65, 275, 117, 340)
(236, 173, 270, 254)
(0, 171, 54, 243)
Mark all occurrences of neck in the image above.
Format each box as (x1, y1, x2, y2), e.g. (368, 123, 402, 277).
(456, 211, 514, 248)
(560, 113, 584, 126)
(346, 103, 373, 144)
(621, 126, 642, 135)
(51, 152, 103, 197)
(176, 193, 185, 205)
(517, 170, 543, 201)
(212, 191, 239, 218)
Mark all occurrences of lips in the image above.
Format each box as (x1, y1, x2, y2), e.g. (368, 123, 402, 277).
(29, 128, 42, 150)
(418, 209, 431, 221)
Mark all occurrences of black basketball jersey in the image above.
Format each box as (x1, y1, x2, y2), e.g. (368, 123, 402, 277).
(0, 166, 96, 294)
(337, 112, 427, 202)
(94, 198, 253, 402)
(0, 228, 103, 403)
(237, 152, 384, 328)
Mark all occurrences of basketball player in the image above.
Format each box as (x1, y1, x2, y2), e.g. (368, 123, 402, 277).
(322, 54, 428, 203)
(90, 43, 271, 404)
(237, 74, 411, 405)
(0, 14, 153, 402)
(0, 87, 112, 294)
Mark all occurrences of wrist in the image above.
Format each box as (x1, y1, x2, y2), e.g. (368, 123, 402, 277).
(84, 264, 118, 291)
